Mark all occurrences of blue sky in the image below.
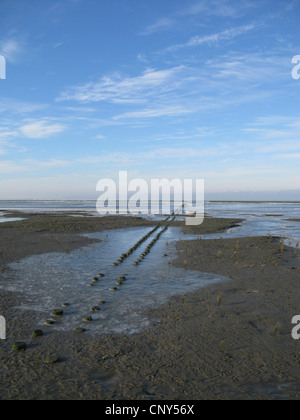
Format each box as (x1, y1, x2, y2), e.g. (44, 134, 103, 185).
(0, 0, 299, 200)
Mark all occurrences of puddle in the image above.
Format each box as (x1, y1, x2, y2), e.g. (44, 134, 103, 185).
(0, 213, 24, 223)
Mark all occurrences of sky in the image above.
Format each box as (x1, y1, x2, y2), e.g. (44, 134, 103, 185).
(0, 0, 299, 200)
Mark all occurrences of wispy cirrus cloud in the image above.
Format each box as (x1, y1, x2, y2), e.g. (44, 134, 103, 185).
(0, 160, 26, 174)
(20, 121, 67, 139)
(114, 105, 191, 120)
(0, 38, 23, 63)
(208, 53, 289, 83)
(56, 48, 290, 126)
(139, 0, 260, 36)
(0, 98, 48, 115)
(140, 18, 176, 36)
(241, 115, 300, 160)
(167, 23, 259, 52)
(0, 131, 18, 155)
(179, 0, 259, 18)
(243, 115, 300, 139)
(57, 66, 187, 104)
(0, 158, 70, 174)
(24, 158, 71, 168)
(275, 153, 300, 159)
(0, 130, 19, 140)
(75, 144, 230, 167)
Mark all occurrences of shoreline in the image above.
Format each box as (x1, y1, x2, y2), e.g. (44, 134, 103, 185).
(0, 213, 300, 400)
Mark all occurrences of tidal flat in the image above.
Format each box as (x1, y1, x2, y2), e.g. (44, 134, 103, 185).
(0, 212, 299, 400)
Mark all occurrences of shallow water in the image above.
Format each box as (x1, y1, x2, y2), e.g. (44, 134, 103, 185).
(0, 226, 226, 335)
(0, 212, 24, 223)
(0, 218, 24, 224)
(205, 202, 300, 247)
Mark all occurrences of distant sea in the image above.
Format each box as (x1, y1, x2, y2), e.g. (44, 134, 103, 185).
(0, 200, 199, 217)
(0, 199, 299, 217)
(0, 200, 98, 214)
(0, 200, 299, 245)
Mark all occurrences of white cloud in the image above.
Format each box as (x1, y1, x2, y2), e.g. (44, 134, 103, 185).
(242, 115, 300, 148)
(57, 50, 287, 126)
(77, 145, 230, 167)
(0, 158, 70, 174)
(208, 53, 288, 85)
(63, 106, 96, 113)
(58, 66, 187, 103)
(188, 24, 257, 46)
(180, 0, 258, 18)
(0, 98, 48, 115)
(26, 159, 70, 168)
(0, 130, 19, 140)
(137, 54, 149, 63)
(139, 1, 259, 39)
(275, 153, 300, 159)
(0, 143, 8, 155)
(53, 41, 65, 49)
(114, 105, 191, 120)
(246, 115, 296, 127)
(20, 121, 66, 139)
(0, 39, 22, 63)
(167, 23, 258, 51)
(140, 18, 175, 35)
(0, 161, 25, 174)
(0, 130, 20, 155)
(255, 140, 300, 154)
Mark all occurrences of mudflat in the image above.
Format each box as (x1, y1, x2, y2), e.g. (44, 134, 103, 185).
(0, 212, 299, 400)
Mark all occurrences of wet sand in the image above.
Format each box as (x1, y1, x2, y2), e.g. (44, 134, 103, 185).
(0, 212, 299, 400)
